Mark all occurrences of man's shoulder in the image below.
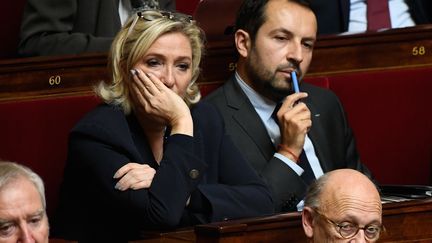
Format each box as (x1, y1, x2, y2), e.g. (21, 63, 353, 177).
(204, 79, 232, 100)
(203, 77, 239, 107)
(203, 85, 224, 102)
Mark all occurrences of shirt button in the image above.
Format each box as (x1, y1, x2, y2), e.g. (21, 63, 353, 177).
(189, 169, 200, 179)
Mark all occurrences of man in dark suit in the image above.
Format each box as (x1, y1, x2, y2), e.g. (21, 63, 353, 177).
(205, 0, 372, 212)
(308, 0, 432, 35)
(18, 0, 175, 57)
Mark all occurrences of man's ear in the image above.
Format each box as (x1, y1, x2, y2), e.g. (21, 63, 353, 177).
(234, 29, 251, 58)
(302, 207, 315, 238)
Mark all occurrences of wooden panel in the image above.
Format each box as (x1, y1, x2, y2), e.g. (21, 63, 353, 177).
(0, 53, 107, 102)
(309, 25, 432, 75)
(1, 25, 432, 102)
(379, 199, 432, 242)
(200, 24, 432, 83)
(133, 199, 432, 243)
(194, 212, 306, 243)
(132, 228, 196, 243)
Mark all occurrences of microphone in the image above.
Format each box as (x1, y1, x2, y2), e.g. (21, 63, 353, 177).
(130, 0, 160, 12)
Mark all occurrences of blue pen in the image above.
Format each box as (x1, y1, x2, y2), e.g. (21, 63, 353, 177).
(291, 71, 300, 93)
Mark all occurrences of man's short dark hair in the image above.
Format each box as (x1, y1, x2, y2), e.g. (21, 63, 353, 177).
(235, 0, 311, 42)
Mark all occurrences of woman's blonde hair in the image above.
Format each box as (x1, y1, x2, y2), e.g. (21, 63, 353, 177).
(96, 11, 205, 114)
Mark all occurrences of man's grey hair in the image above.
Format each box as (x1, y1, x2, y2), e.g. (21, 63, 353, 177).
(0, 161, 46, 209)
(303, 173, 331, 209)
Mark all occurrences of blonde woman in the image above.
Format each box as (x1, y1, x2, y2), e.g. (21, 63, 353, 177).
(52, 10, 273, 242)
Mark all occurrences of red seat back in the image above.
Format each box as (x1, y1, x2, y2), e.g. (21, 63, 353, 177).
(0, 95, 101, 217)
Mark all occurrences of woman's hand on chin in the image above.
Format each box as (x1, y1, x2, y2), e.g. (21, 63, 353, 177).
(130, 69, 193, 136)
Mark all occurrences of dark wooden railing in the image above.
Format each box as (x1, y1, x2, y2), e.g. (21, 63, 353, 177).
(1, 25, 432, 102)
(131, 198, 432, 243)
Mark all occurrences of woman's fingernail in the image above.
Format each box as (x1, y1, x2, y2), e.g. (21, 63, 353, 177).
(130, 69, 138, 76)
(115, 183, 122, 190)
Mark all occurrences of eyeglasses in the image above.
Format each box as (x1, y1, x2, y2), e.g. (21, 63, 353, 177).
(137, 10, 193, 23)
(314, 210, 384, 241)
(127, 10, 194, 36)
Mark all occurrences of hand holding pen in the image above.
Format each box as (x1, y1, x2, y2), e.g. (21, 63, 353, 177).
(275, 71, 311, 159)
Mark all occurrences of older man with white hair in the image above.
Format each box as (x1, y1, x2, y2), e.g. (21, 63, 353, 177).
(0, 161, 49, 243)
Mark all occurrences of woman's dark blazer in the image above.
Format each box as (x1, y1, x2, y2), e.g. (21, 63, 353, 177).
(51, 102, 274, 242)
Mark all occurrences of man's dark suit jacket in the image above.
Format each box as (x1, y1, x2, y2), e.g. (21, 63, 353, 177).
(51, 102, 273, 242)
(308, 0, 432, 35)
(204, 77, 372, 212)
(18, 0, 175, 56)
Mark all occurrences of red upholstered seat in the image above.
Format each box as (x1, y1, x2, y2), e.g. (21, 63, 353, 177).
(0, 95, 101, 218)
(318, 67, 432, 185)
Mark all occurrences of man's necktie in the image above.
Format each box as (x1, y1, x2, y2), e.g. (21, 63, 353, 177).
(272, 104, 316, 186)
(367, 0, 391, 31)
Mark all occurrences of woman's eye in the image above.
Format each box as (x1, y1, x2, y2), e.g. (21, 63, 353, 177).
(147, 59, 161, 67)
(177, 63, 190, 71)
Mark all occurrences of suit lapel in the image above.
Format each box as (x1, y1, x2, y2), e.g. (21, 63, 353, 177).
(224, 78, 276, 161)
(222, 78, 334, 169)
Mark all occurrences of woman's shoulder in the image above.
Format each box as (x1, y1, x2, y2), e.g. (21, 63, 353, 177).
(78, 103, 124, 122)
(72, 103, 129, 134)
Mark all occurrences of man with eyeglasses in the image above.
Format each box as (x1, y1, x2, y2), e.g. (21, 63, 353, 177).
(302, 169, 383, 242)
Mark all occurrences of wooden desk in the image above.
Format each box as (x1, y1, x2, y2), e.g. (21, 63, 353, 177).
(1, 25, 432, 102)
(200, 24, 432, 82)
(379, 199, 432, 242)
(132, 198, 432, 243)
(0, 53, 107, 102)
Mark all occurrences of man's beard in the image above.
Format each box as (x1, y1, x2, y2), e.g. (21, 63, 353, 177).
(245, 48, 301, 102)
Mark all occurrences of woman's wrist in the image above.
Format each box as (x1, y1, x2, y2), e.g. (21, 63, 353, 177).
(170, 115, 193, 136)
